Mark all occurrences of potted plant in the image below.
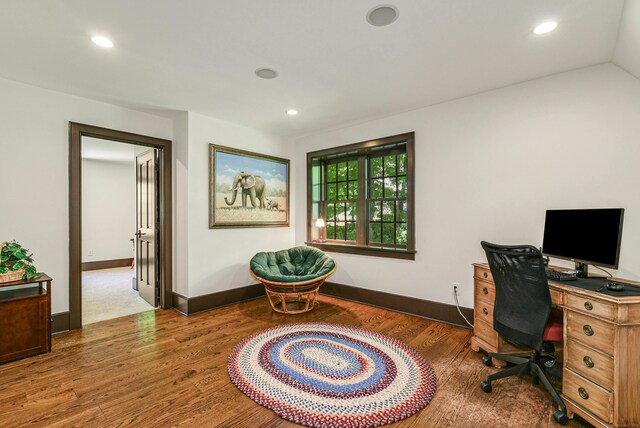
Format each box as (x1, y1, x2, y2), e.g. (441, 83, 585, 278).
(0, 241, 40, 282)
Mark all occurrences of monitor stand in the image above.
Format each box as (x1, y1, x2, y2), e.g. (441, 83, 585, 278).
(575, 262, 589, 278)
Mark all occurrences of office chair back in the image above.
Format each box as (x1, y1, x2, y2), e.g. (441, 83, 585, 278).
(481, 241, 552, 351)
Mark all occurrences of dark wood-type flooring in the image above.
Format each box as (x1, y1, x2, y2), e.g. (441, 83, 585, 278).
(0, 295, 587, 427)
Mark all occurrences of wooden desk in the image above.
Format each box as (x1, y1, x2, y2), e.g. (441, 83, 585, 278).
(471, 263, 640, 428)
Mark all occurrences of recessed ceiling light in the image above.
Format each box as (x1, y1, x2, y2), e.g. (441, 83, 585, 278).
(255, 68, 278, 79)
(286, 109, 298, 116)
(91, 36, 114, 48)
(367, 5, 399, 27)
(533, 21, 558, 35)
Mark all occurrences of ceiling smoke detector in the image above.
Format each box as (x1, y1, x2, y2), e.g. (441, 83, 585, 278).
(367, 5, 399, 27)
(255, 68, 279, 79)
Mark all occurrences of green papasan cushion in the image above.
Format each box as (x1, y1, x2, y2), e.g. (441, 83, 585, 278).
(250, 246, 335, 283)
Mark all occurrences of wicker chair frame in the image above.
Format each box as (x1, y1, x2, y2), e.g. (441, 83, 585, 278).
(250, 262, 336, 314)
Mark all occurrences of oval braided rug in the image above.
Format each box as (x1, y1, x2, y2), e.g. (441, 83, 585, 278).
(227, 322, 437, 427)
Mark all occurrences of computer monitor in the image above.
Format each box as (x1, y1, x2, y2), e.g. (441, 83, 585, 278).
(542, 208, 624, 276)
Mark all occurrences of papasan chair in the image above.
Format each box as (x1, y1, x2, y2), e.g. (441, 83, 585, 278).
(250, 246, 336, 314)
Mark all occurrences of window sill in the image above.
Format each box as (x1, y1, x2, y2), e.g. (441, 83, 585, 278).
(305, 241, 416, 260)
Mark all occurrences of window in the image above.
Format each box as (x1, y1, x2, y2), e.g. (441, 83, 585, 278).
(325, 160, 358, 241)
(307, 132, 415, 260)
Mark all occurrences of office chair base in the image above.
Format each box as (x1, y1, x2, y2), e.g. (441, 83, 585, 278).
(482, 353, 529, 368)
(480, 351, 568, 425)
(553, 409, 569, 425)
(480, 380, 492, 392)
(481, 355, 493, 367)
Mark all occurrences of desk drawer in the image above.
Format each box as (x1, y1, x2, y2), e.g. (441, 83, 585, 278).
(566, 293, 616, 322)
(474, 319, 498, 348)
(566, 339, 614, 390)
(474, 280, 495, 304)
(475, 299, 494, 325)
(563, 369, 613, 423)
(566, 311, 615, 356)
(474, 265, 493, 283)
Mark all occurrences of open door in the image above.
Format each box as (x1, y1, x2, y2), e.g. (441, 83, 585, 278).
(136, 149, 159, 307)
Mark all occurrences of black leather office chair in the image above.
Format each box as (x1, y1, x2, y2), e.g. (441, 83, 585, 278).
(480, 241, 568, 425)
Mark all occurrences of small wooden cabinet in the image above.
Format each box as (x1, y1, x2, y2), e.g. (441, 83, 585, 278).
(0, 274, 51, 364)
(471, 263, 640, 427)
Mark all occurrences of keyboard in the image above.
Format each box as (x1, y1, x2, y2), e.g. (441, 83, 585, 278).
(545, 268, 577, 282)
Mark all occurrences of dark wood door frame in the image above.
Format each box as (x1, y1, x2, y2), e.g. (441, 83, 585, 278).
(69, 122, 173, 330)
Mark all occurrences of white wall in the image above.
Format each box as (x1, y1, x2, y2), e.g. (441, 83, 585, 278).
(293, 63, 640, 309)
(614, 0, 640, 80)
(0, 77, 173, 314)
(81, 158, 135, 262)
(3, 60, 639, 316)
(0, 77, 291, 309)
(185, 112, 295, 297)
(173, 111, 190, 296)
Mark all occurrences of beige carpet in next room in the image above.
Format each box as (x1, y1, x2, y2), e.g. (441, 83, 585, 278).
(82, 267, 155, 325)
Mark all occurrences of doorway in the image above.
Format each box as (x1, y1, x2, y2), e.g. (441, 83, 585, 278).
(69, 123, 172, 330)
(81, 138, 157, 324)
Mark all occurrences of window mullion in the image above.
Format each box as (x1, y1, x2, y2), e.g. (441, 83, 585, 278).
(356, 156, 367, 245)
(320, 161, 327, 222)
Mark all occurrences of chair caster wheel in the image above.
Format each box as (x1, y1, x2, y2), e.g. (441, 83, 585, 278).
(482, 355, 493, 367)
(553, 410, 569, 425)
(480, 380, 492, 393)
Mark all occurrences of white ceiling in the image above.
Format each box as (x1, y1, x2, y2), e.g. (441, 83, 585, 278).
(82, 137, 136, 163)
(0, 0, 628, 137)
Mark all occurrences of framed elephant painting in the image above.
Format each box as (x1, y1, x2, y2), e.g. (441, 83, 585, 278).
(209, 144, 290, 228)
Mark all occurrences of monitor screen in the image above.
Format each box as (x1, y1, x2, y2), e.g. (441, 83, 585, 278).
(542, 208, 624, 268)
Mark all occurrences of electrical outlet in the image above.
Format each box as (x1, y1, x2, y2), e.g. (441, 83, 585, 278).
(451, 282, 460, 294)
(88, 249, 94, 257)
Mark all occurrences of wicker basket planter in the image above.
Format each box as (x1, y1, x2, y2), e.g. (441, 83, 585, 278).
(0, 268, 25, 284)
(0, 241, 33, 284)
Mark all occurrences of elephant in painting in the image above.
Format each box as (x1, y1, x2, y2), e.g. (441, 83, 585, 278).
(266, 199, 280, 211)
(224, 172, 267, 209)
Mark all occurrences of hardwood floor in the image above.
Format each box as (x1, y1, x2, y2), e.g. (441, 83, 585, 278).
(0, 295, 587, 428)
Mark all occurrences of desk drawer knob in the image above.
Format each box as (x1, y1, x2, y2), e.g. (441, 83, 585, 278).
(482, 307, 488, 316)
(578, 387, 589, 400)
(583, 356, 594, 368)
(482, 287, 489, 295)
(584, 301, 593, 311)
(583, 325, 594, 336)
(483, 272, 488, 278)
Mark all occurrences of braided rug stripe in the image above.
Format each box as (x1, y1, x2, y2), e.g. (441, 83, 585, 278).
(227, 322, 437, 427)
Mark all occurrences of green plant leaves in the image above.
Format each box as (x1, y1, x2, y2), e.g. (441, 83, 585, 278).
(0, 241, 40, 280)
(11, 261, 25, 270)
(23, 265, 38, 280)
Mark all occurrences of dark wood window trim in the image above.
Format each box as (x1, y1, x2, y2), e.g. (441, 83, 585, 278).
(306, 132, 415, 260)
(69, 122, 173, 330)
